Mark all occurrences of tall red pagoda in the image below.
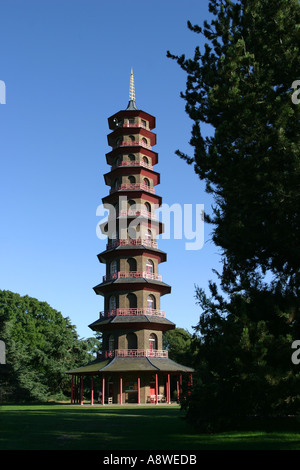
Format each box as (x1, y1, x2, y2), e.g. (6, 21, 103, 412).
(67, 71, 194, 405)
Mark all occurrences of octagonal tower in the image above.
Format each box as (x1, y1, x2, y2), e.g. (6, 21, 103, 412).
(67, 71, 194, 405)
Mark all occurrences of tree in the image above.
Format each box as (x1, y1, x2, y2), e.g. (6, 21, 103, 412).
(0, 290, 98, 401)
(186, 280, 300, 431)
(168, 0, 300, 281)
(168, 0, 300, 429)
(163, 328, 197, 366)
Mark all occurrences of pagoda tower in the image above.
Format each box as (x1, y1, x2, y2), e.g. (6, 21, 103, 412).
(67, 71, 194, 405)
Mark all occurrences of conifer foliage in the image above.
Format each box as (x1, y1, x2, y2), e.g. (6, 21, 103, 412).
(0, 290, 97, 402)
(168, 0, 300, 430)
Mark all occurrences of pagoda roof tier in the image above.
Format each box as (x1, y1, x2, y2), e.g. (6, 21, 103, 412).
(102, 190, 162, 207)
(104, 166, 160, 187)
(88, 314, 175, 332)
(93, 278, 171, 296)
(66, 356, 194, 375)
(66, 357, 110, 375)
(106, 146, 158, 166)
(97, 245, 167, 264)
(108, 109, 156, 130)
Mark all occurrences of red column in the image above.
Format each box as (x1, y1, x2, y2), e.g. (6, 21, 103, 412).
(120, 375, 122, 405)
(155, 373, 158, 405)
(188, 373, 193, 396)
(138, 377, 140, 404)
(102, 375, 105, 405)
(91, 375, 94, 405)
(180, 374, 182, 398)
(71, 375, 74, 404)
(176, 375, 179, 403)
(165, 375, 168, 403)
(80, 376, 83, 405)
(167, 373, 170, 404)
(76, 375, 78, 403)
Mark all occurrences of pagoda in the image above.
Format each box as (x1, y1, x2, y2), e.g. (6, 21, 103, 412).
(67, 71, 194, 405)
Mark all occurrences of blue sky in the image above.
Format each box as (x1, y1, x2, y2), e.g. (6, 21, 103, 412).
(0, 0, 222, 339)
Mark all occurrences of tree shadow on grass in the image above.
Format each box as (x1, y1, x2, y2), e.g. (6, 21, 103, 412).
(1, 405, 300, 450)
(0, 405, 196, 450)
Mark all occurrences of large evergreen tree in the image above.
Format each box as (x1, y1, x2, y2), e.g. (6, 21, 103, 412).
(168, 0, 300, 429)
(163, 328, 197, 367)
(0, 290, 97, 401)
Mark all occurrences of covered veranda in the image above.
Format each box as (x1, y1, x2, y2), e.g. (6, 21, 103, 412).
(66, 356, 194, 405)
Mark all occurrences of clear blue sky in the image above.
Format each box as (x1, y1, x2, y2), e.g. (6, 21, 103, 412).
(0, 0, 222, 339)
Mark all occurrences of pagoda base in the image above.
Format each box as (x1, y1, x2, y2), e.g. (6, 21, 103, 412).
(66, 357, 194, 405)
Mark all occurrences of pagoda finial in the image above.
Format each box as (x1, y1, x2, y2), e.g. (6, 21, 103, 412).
(129, 68, 135, 102)
(126, 69, 138, 110)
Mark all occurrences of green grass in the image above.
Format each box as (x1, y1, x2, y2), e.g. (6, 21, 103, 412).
(0, 404, 300, 450)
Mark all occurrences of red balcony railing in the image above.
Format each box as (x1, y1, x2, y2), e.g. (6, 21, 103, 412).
(103, 271, 162, 282)
(111, 160, 153, 170)
(106, 238, 158, 250)
(114, 140, 152, 150)
(118, 209, 157, 220)
(99, 308, 165, 319)
(121, 122, 148, 129)
(103, 349, 168, 358)
(110, 183, 155, 194)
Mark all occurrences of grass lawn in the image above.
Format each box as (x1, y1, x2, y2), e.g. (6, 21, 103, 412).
(0, 403, 300, 451)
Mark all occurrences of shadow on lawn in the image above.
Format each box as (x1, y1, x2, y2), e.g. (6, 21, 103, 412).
(0, 405, 198, 450)
(1, 405, 300, 450)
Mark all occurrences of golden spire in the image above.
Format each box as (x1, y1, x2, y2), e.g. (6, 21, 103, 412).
(126, 68, 138, 110)
(129, 68, 135, 102)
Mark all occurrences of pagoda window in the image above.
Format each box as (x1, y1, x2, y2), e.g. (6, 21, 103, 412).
(108, 334, 115, 352)
(149, 333, 157, 351)
(128, 199, 136, 208)
(143, 177, 150, 187)
(144, 202, 151, 214)
(146, 259, 154, 274)
(113, 178, 119, 190)
(109, 295, 116, 311)
(142, 137, 147, 145)
(110, 260, 118, 277)
(128, 175, 136, 184)
(112, 202, 118, 218)
(126, 332, 137, 350)
(145, 229, 152, 241)
(127, 200, 137, 217)
(129, 135, 135, 141)
(127, 293, 137, 309)
(136, 223, 141, 238)
(147, 294, 156, 310)
(128, 221, 140, 240)
(109, 226, 119, 241)
(142, 156, 148, 164)
(115, 156, 122, 166)
(127, 257, 137, 271)
(129, 153, 135, 161)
